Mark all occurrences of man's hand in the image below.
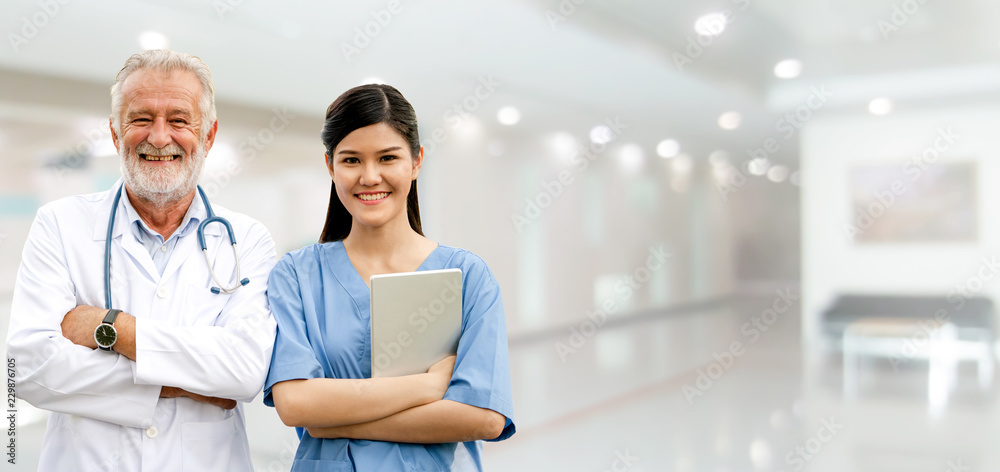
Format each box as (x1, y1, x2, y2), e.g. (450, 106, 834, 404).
(60, 305, 107, 349)
(160, 386, 237, 410)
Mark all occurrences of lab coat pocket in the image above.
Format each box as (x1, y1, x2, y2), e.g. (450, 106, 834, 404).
(43, 413, 123, 471)
(181, 414, 247, 471)
(183, 283, 232, 326)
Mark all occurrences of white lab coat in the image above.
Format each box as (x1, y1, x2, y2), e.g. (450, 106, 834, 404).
(6, 180, 277, 471)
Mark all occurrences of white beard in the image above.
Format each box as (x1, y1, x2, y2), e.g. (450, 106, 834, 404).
(120, 140, 206, 208)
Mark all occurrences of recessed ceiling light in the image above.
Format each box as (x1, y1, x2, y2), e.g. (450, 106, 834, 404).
(497, 106, 521, 126)
(718, 112, 742, 130)
(550, 131, 578, 164)
(767, 165, 789, 182)
(694, 12, 728, 37)
(868, 97, 892, 115)
(618, 143, 644, 173)
(656, 139, 679, 158)
(773, 59, 802, 79)
(138, 31, 169, 50)
(748, 157, 770, 176)
(590, 125, 615, 144)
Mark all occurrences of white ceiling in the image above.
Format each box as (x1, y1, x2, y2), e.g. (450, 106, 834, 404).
(1, 0, 999, 163)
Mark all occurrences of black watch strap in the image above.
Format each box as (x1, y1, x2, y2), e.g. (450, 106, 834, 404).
(103, 309, 121, 325)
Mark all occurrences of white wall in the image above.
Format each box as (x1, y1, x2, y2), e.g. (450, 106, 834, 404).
(801, 104, 1000, 349)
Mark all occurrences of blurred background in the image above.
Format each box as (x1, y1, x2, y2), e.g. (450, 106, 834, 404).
(2, 1, 999, 471)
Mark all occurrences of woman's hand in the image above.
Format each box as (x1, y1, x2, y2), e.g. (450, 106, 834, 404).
(426, 355, 456, 399)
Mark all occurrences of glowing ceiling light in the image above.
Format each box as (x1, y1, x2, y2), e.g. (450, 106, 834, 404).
(497, 106, 521, 126)
(773, 59, 802, 79)
(694, 12, 729, 37)
(656, 139, 680, 158)
(590, 124, 615, 144)
(138, 31, 169, 50)
(868, 97, 892, 115)
(718, 111, 742, 130)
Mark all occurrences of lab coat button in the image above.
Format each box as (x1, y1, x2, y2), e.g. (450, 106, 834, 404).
(145, 426, 158, 438)
(156, 287, 167, 298)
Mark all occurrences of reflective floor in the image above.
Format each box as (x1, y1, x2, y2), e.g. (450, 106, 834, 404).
(7, 292, 1000, 471)
(483, 294, 1000, 472)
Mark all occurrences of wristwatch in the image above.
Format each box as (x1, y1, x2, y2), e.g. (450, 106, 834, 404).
(94, 309, 121, 351)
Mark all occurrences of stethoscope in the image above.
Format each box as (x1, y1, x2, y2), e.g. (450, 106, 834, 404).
(104, 183, 250, 309)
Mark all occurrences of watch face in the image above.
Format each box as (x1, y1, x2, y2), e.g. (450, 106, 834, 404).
(95, 324, 117, 349)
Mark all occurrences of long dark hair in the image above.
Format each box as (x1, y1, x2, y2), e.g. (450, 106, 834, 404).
(319, 84, 423, 243)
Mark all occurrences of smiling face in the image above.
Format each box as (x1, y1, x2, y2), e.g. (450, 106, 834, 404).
(328, 122, 422, 232)
(113, 68, 216, 207)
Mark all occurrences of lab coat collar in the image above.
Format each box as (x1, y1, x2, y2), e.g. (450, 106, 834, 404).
(92, 178, 224, 241)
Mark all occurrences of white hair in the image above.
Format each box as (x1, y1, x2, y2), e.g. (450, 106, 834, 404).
(109, 49, 216, 140)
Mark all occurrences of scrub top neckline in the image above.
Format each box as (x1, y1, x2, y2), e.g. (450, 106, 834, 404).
(336, 240, 444, 290)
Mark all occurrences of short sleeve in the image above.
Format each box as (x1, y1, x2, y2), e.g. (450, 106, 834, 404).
(442, 256, 516, 441)
(263, 254, 325, 407)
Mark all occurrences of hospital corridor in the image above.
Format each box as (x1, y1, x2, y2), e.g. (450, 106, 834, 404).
(2, 1, 1000, 471)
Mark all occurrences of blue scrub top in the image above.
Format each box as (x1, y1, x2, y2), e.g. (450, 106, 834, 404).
(263, 241, 516, 471)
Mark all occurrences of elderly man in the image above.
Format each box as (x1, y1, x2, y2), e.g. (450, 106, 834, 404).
(6, 50, 276, 470)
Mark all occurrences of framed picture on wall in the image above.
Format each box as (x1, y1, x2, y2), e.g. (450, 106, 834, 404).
(847, 160, 977, 243)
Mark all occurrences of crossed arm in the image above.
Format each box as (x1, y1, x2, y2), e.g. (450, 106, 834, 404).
(271, 356, 506, 443)
(60, 305, 237, 409)
(5, 204, 275, 423)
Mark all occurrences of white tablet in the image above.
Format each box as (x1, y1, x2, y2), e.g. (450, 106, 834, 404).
(370, 268, 463, 378)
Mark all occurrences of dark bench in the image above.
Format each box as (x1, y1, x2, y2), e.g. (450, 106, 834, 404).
(822, 294, 996, 342)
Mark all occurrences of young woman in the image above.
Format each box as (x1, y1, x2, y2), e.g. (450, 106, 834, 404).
(264, 84, 515, 471)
